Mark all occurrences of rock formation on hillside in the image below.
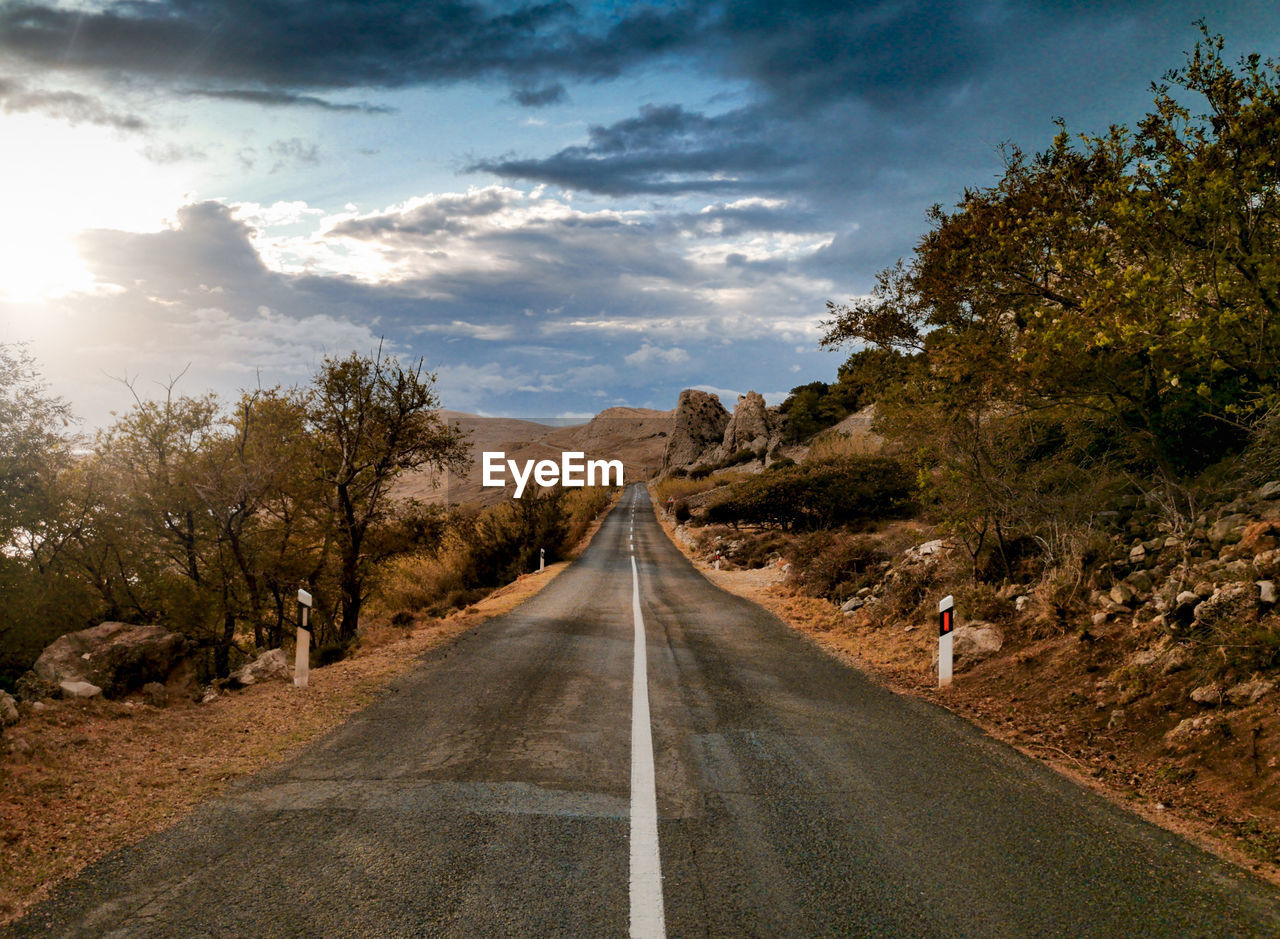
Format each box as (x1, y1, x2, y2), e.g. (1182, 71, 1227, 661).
(662, 390, 730, 470)
(720, 391, 774, 455)
(20, 622, 191, 700)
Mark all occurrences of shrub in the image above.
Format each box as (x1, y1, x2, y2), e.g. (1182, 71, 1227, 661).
(787, 530, 889, 601)
(704, 456, 916, 530)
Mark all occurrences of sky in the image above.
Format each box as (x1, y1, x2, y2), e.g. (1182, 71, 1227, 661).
(2, 1, 1279, 427)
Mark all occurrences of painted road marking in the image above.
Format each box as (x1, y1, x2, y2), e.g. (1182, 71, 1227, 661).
(630, 555, 665, 938)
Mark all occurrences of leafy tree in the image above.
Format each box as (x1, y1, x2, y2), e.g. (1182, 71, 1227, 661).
(306, 352, 469, 643)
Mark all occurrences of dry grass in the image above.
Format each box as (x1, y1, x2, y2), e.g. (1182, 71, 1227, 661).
(0, 558, 576, 926)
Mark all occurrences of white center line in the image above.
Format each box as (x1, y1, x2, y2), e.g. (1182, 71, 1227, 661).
(629, 554, 665, 938)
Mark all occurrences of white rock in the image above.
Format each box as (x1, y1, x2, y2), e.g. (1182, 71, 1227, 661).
(59, 680, 102, 699)
(1014, 595, 1030, 612)
(1259, 580, 1277, 605)
(916, 539, 945, 556)
(229, 648, 293, 687)
(1226, 679, 1276, 706)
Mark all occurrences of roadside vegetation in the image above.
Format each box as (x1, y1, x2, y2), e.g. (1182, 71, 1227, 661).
(0, 346, 610, 691)
(665, 31, 1280, 873)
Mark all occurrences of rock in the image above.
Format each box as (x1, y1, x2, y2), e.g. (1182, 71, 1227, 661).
(720, 391, 772, 455)
(59, 680, 102, 699)
(1091, 611, 1109, 626)
(1165, 713, 1228, 745)
(1259, 580, 1277, 605)
(941, 623, 1003, 671)
(1125, 570, 1154, 595)
(661, 389, 730, 470)
(840, 597, 864, 613)
(1209, 513, 1250, 547)
(1192, 581, 1215, 598)
(1143, 537, 1165, 553)
(227, 649, 292, 688)
(1256, 480, 1280, 501)
(200, 688, 220, 705)
(1189, 684, 1223, 706)
(1108, 708, 1126, 730)
(0, 691, 18, 727)
(142, 681, 168, 707)
(1109, 583, 1137, 607)
(1225, 679, 1276, 706)
(916, 539, 945, 557)
(1129, 544, 1146, 564)
(29, 622, 190, 699)
(1193, 582, 1258, 632)
(13, 672, 58, 701)
(1014, 595, 1030, 612)
(1175, 590, 1199, 608)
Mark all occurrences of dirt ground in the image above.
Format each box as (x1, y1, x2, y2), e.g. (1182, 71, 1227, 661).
(653, 506, 1280, 890)
(0, 558, 581, 926)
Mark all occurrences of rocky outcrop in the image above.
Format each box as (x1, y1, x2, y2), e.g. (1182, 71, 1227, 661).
(720, 391, 773, 455)
(662, 389, 730, 471)
(0, 690, 18, 728)
(25, 622, 191, 700)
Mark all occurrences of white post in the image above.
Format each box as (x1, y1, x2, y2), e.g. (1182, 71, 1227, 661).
(938, 594, 954, 688)
(295, 588, 313, 690)
(539, 547, 545, 572)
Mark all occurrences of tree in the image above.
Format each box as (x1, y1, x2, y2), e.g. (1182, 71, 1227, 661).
(306, 351, 469, 643)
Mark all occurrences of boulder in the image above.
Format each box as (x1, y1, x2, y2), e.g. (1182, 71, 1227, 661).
(1189, 684, 1223, 706)
(30, 622, 190, 699)
(1259, 580, 1277, 605)
(0, 691, 18, 727)
(1165, 713, 1228, 745)
(661, 389, 730, 470)
(720, 391, 772, 455)
(228, 649, 292, 687)
(1256, 480, 1280, 501)
(1192, 582, 1258, 633)
(1109, 583, 1137, 607)
(1209, 514, 1250, 547)
(60, 680, 102, 699)
(1226, 679, 1276, 706)
(839, 597, 863, 613)
(938, 623, 1003, 671)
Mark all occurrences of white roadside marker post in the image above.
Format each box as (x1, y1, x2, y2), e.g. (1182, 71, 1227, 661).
(295, 588, 312, 690)
(938, 594, 955, 688)
(539, 547, 545, 572)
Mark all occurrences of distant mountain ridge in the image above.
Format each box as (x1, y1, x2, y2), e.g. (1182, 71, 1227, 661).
(396, 406, 673, 506)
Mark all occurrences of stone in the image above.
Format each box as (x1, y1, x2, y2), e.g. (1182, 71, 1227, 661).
(1189, 684, 1222, 706)
(1193, 582, 1258, 632)
(30, 622, 190, 699)
(1164, 714, 1227, 745)
(1125, 570, 1155, 595)
(228, 649, 293, 688)
(1128, 544, 1146, 564)
(1226, 679, 1276, 706)
(1256, 480, 1280, 501)
(200, 688, 220, 705)
(1014, 595, 1030, 612)
(1209, 514, 1250, 547)
(59, 680, 102, 699)
(1143, 537, 1165, 553)
(1175, 590, 1199, 608)
(915, 539, 946, 557)
(0, 691, 18, 727)
(1107, 709, 1126, 730)
(1259, 580, 1277, 605)
(1091, 611, 1109, 627)
(936, 623, 1003, 671)
(661, 389, 730, 471)
(840, 597, 864, 613)
(1109, 583, 1137, 607)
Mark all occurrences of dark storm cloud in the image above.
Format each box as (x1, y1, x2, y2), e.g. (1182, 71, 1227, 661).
(180, 89, 394, 113)
(470, 104, 803, 195)
(0, 75, 145, 129)
(0, 0, 697, 93)
(510, 82, 567, 107)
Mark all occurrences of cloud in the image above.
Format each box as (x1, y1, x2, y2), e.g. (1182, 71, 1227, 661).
(0, 76, 145, 130)
(267, 138, 320, 173)
(625, 343, 689, 366)
(510, 82, 566, 108)
(179, 89, 393, 113)
(0, 0, 696, 97)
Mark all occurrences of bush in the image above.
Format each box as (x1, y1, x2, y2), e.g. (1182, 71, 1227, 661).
(787, 530, 888, 601)
(704, 456, 916, 530)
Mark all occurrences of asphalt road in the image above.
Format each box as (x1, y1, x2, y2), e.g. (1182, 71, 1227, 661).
(12, 484, 1280, 937)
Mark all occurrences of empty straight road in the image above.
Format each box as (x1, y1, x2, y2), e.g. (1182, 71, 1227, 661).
(11, 485, 1280, 936)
